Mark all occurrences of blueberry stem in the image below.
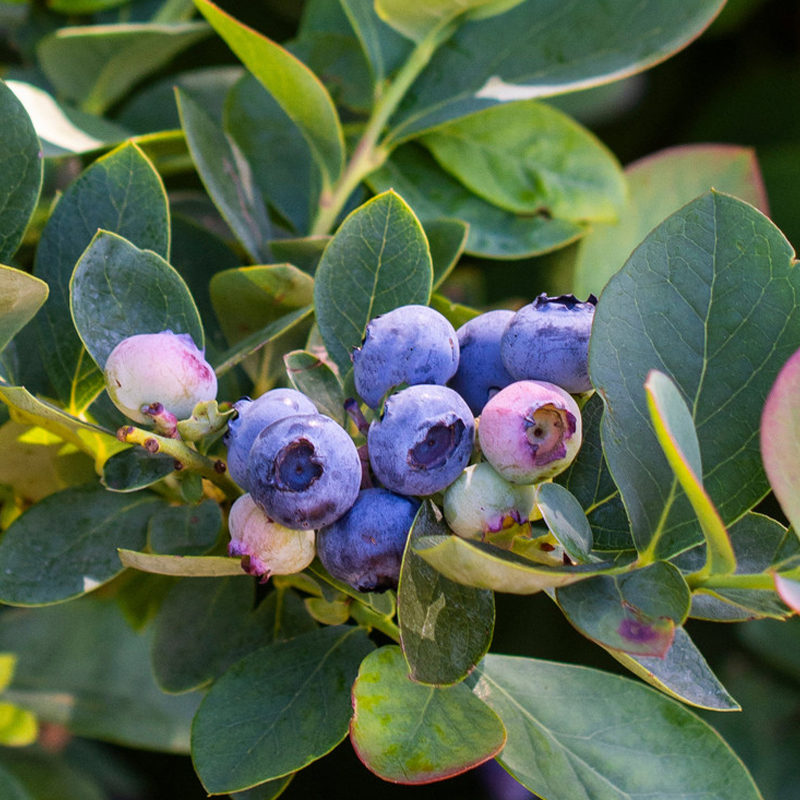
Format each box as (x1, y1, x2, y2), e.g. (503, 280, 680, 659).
(350, 603, 400, 643)
(117, 425, 241, 499)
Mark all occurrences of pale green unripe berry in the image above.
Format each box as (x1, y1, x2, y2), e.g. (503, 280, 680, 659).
(104, 331, 217, 424)
(443, 461, 539, 540)
(228, 493, 316, 579)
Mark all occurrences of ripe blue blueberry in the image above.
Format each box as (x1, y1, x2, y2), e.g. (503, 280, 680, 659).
(352, 305, 459, 409)
(104, 330, 217, 424)
(367, 385, 475, 496)
(443, 462, 538, 540)
(448, 309, 515, 415)
(248, 413, 361, 530)
(478, 380, 582, 484)
(224, 388, 318, 491)
(316, 488, 420, 592)
(501, 294, 597, 394)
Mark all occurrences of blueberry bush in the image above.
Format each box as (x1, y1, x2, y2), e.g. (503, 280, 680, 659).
(0, 0, 799, 798)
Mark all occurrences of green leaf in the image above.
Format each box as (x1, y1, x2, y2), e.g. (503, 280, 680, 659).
(118, 549, 246, 577)
(147, 499, 221, 556)
(761, 343, 800, 533)
(375, 0, 523, 42)
(574, 144, 770, 297)
(70, 230, 205, 371)
(0, 80, 42, 263)
(390, 0, 727, 140)
(7, 80, 131, 157)
(608, 627, 740, 711)
(313, 190, 433, 374)
(0, 597, 200, 751)
(589, 191, 800, 560)
(0, 703, 38, 747)
(0, 749, 104, 800)
(420, 101, 626, 222)
(269, 236, 330, 276)
(225, 74, 319, 236)
(283, 350, 345, 425)
(413, 531, 624, 594)
(350, 645, 505, 783)
(193, 0, 344, 192)
(192, 625, 374, 794)
(474, 654, 762, 800)
(339, 0, 412, 86)
(0, 385, 125, 464)
(101, 447, 176, 492)
(230, 775, 294, 800)
(0, 267, 48, 355)
(37, 22, 211, 115)
(555, 561, 690, 657)
(555, 392, 633, 552)
(152, 578, 316, 693)
(645, 370, 736, 576)
(0, 485, 162, 606)
(690, 512, 791, 622)
(177, 87, 272, 262)
(0, 763, 30, 800)
(368, 143, 585, 259)
(33, 141, 170, 412)
(535, 482, 594, 563)
(398, 501, 494, 685)
(0, 654, 16, 693)
(425, 218, 468, 289)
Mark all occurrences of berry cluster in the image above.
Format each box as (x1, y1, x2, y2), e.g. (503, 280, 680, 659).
(101, 296, 595, 593)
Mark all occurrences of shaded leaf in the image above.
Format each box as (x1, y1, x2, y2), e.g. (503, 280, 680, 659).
(608, 626, 739, 711)
(194, 0, 344, 191)
(535, 482, 594, 563)
(192, 625, 373, 794)
(398, 501, 494, 685)
(0, 79, 42, 262)
(70, 230, 205, 371)
(574, 144, 770, 297)
(555, 561, 690, 657)
(425, 218, 468, 288)
(101, 447, 176, 492)
(269, 236, 330, 276)
(589, 191, 800, 560)
(369, 143, 585, 259)
(390, 0, 727, 140)
(313, 190, 432, 374)
(33, 141, 170, 412)
(147, 499, 222, 556)
(0, 485, 162, 606)
(178, 87, 272, 262)
(474, 653, 762, 800)
(0, 597, 200, 752)
(152, 578, 315, 693)
(350, 645, 505, 783)
(283, 350, 345, 425)
(37, 22, 211, 115)
(421, 101, 625, 221)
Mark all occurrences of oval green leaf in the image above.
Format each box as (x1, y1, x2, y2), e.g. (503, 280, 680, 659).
(283, 350, 345, 425)
(474, 653, 761, 800)
(589, 191, 800, 560)
(70, 230, 205, 370)
(535, 482, 594, 563)
(147, 500, 222, 556)
(0, 485, 162, 606)
(389, 0, 726, 140)
(350, 645, 506, 783)
(420, 101, 625, 222)
(313, 190, 433, 374)
(193, 0, 344, 191)
(33, 141, 170, 411)
(0, 79, 42, 263)
(118, 549, 245, 577)
(0, 266, 48, 355)
(191, 625, 374, 794)
(398, 501, 495, 686)
(102, 447, 177, 492)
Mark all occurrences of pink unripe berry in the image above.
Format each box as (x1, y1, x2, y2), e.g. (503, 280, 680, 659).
(104, 331, 217, 424)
